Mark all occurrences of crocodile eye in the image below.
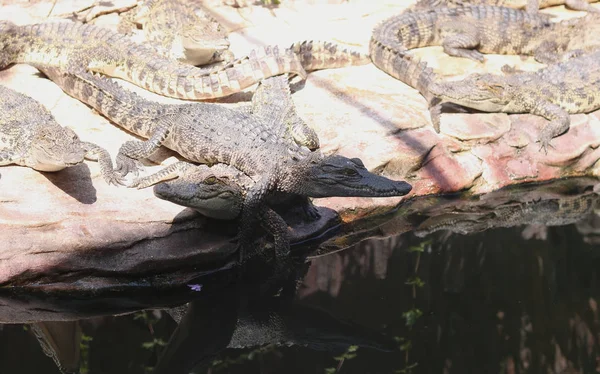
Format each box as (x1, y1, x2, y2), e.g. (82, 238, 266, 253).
(342, 168, 359, 177)
(204, 176, 217, 185)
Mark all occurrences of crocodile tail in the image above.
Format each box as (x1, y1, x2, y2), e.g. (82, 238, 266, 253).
(90, 43, 308, 100)
(290, 40, 370, 71)
(369, 36, 437, 103)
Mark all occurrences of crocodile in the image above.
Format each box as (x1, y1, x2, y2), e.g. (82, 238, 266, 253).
(428, 49, 600, 150)
(123, 0, 234, 66)
(26, 63, 411, 259)
(411, 0, 599, 13)
(155, 268, 395, 374)
(0, 21, 369, 101)
(0, 84, 120, 184)
(369, 6, 600, 130)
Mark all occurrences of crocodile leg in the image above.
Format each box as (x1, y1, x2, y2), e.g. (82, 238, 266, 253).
(531, 101, 571, 152)
(259, 206, 291, 258)
(239, 175, 276, 263)
(115, 117, 173, 175)
(129, 161, 195, 189)
(442, 29, 486, 62)
(81, 141, 124, 185)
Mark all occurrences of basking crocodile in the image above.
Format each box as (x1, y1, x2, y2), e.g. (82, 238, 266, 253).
(0, 84, 119, 184)
(26, 63, 411, 258)
(411, 0, 599, 13)
(0, 21, 369, 101)
(369, 6, 600, 130)
(428, 49, 600, 150)
(123, 0, 234, 66)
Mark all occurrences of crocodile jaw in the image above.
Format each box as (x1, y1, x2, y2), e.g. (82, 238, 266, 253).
(153, 180, 242, 220)
(295, 155, 412, 198)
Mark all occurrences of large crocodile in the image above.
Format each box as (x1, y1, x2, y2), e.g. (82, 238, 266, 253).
(0, 84, 119, 184)
(0, 21, 369, 101)
(369, 6, 600, 130)
(428, 49, 600, 150)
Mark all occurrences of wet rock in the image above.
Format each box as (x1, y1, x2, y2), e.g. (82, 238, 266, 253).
(1, 0, 600, 291)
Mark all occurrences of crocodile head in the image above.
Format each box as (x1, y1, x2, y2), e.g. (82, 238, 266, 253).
(429, 73, 512, 112)
(28, 127, 86, 171)
(153, 165, 244, 220)
(179, 19, 231, 65)
(288, 154, 412, 198)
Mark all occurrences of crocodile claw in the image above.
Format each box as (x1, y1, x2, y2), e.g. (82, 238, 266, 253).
(115, 154, 143, 177)
(104, 171, 127, 186)
(536, 136, 555, 155)
(302, 202, 321, 221)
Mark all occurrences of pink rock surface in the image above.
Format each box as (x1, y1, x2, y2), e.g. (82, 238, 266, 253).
(0, 0, 599, 290)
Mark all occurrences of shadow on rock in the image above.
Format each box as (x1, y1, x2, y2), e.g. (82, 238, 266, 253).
(41, 163, 96, 204)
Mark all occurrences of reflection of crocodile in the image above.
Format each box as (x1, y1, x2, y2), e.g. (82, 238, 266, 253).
(0, 84, 119, 184)
(0, 21, 368, 101)
(156, 261, 394, 374)
(415, 192, 599, 237)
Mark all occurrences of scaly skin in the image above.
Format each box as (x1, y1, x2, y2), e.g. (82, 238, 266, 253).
(0, 21, 369, 101)
(411, 0, 599, 13)
(32, 66, 411, 260)
(0, 84, 120, 184)
(369, 6, 600, 131)
(245, 75, 320, 151)
(130, 0, 234, 65)
(428, 49, 600, 150)
(145, 152, 409, 223)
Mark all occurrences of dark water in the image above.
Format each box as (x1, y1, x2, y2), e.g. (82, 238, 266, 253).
(2, 180, 600, 373)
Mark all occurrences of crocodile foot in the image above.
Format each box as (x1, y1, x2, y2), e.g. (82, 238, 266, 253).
(104, 171, 127, 186)
(115, 154, 143, 177)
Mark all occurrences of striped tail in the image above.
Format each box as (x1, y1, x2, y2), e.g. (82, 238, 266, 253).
(290, 40, 371, 71)
(369, 35, 437, 103)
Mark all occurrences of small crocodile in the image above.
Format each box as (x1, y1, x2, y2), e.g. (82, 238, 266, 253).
(0, 84, 119, 184)
(428, 49, 600, 150)
(28, 64, 411, 259)
(411, 0, 599, 13)
(123, 0, 234, 65)
(145, 151, 402, 223)
(369, 6, 600, 130)
(0, 21, 369, 101)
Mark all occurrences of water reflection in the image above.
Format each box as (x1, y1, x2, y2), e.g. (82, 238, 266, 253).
(0, 178, 599, 373)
